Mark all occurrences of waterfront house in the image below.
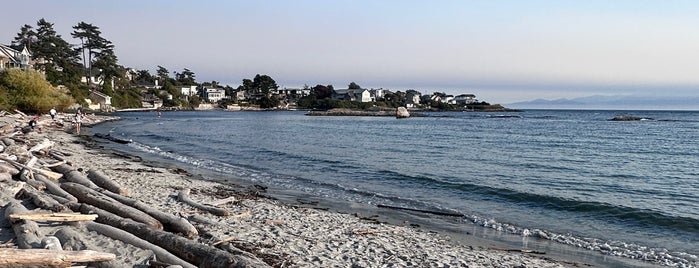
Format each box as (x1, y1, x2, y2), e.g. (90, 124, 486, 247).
(333, 89, 373, 102)
(89, 90, 112, 111)
(204, 87, 226, 102)
(0, 44, 32, 70)
(180, 85, 198, 97)
(405, 91, 422, 108)
(370, 88, 385, 101)
(455, 94, 477, 105)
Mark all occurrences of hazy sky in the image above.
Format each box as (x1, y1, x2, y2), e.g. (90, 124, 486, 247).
(3, 0, 699, 103)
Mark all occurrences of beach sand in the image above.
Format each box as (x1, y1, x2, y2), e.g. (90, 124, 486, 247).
(0, 112, 579, 267)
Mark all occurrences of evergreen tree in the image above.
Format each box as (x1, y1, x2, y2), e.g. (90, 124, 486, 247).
(12, 24, 36, 49)
(33, 18, 81, 85)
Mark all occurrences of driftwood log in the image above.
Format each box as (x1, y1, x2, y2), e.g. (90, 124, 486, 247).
(3, 201, 42, 249)
(53, 164, 99, 189)
(100, 190, 197, 238)
(53, 227, 120, 268)
(0, 156, 62, 180)
(87, 169, 129, 196)
(178, 188, 231, 216)
(16, 186, 68, 212)
(0, 248, 115, 267)
(67, 203, 269, 268)
(34, 174, 78, 202)
(61, 182, 163, 229)
(86, 222, 197, 268)
(8, 212, 97, 222)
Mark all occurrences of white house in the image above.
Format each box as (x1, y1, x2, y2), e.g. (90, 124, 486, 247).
(89, 90, 112, 111)
(443, 95, 456, 104)
(180, 85, 198, 97)
(332, 89, 373, 102)
(205, 88, 226, 102)
(0, 44, 32, 70)
(455, 94, 477, 105)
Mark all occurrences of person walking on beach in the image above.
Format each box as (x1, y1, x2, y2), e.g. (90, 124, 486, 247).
(74, 111, 83, 135)
(49, 107, 57, 120)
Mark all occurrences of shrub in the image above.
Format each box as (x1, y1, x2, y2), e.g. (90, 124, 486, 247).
(0, 69, 74, 113)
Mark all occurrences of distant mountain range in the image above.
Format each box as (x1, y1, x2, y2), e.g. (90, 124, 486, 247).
(507, 95, 699, 110)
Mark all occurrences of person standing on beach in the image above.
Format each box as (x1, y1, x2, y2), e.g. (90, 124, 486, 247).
(74, 111, 83, 135)
(49, 107, 57, 120)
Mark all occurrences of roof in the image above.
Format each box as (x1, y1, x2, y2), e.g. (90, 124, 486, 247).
(0, 45, 20, 62)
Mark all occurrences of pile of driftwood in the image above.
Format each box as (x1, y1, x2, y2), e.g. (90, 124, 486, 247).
(0, 112, 271, 267)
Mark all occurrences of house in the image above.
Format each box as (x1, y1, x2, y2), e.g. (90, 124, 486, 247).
(204, 87, 226, 102)
(0, 44, 32, 70)
(332, 89, 373, 102)
(274, 88, 311, 99)
(405, 91, 421, 108)
(80, 69, 105, 85)
(370, 89, 385, 101)
(89, 90, 112, 111)
(235, 90, 247, 101)
(443, 95, 455, 104)
(180, 85, 198, 97)
(455, 94, 477, 105)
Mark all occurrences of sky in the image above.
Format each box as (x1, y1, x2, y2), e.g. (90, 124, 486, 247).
(3, 0, 699, 104)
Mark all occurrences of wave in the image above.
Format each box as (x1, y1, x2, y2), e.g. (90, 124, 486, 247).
(121, 139, 698, 267)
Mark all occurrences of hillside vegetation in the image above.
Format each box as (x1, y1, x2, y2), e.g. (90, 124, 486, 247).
(0, 69, 74, 113)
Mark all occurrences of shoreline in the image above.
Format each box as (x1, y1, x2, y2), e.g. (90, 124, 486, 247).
(0, 112, 664, 267)
(88, 114, 667, 268)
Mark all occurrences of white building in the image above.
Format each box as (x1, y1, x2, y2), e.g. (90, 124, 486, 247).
(205, 88, 226, 102)
(0, 44, 32, 70)
(180, 85, 198, 97)
(333, 89, 373, 102)
(455, 94, 477, 105)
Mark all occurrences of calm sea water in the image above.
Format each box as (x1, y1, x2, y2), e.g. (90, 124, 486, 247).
(92, 110, 698, 267)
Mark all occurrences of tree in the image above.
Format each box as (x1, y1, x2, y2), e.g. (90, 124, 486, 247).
(156, 65, 169, 83)
(12, 24, 36, 49)
(72, 22, 119, 89)
(135, 69, 155, 84)
(33, 18, 81, 86)
(175, 68, 196, 85)
(348, 82, 361, 89)
(311, 84, 333, 99)
(251, 74, 278, 95)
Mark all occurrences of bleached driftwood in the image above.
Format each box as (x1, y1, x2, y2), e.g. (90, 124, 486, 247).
(4, 201, 42, 249)
(61, 182, 163, 229)
(0, 156, 63, 180)
(8, 212, 97, 222)
(68, 203, 269, 268)
(100, 190, 197, 238)
(177, 189, 231, 216)
(87, 169, 129, 196)
(28, 138, 54, 153)
(86, 222, 197, 268)
(0, 248, 115, 267)
(205, 196, 237, 207)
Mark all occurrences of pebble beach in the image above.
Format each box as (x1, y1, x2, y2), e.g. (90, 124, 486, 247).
(0, 111, 579, 267)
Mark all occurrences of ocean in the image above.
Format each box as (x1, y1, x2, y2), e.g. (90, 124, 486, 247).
(91, 109, 698, 267)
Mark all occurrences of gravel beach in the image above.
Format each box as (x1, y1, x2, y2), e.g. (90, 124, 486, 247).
(0, 111, 577, 267)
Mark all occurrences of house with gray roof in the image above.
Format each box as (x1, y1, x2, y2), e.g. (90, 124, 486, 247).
(0, 44, 32, 70)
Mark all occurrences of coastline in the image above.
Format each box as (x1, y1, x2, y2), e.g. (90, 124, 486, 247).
(0, 112, 660, 267)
